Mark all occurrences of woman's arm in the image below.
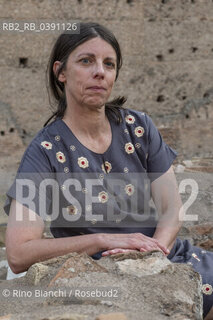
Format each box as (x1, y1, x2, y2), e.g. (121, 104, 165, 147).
(151, 165, 183, 251)
(6, 199, 170, 273)
(6, 199, 104, 274)
(102, 166, 182, 256)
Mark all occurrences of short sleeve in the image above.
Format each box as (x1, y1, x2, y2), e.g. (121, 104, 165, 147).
(145, 114, 177, 181)
(4, 138, 54, 218)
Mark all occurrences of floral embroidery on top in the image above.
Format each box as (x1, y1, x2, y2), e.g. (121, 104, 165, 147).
(125, 114, 135, 124)
(135, 143, 141, 149)
(55, 135, 60, 141)
(91, 219, 97, 225)
(135, 126, 145, 137)
(41, 141, 52, 150)
(102, 161, 112, 174)
(67, 205, 78, 215)
(125, 184, 134, 196)
(70, 145, 76, 151)
(124, 167, 129, 173)
(99, 173, 104, 180)
(56, 151, 66, 163)
(78, 157, 89, 169)
(98, 191, 108, 203)
(125, 142, 135, 154)
(192, 253, 200, 262)
(202, 284, 213, 295)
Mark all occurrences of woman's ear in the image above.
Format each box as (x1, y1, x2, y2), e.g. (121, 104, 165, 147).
(53, 61, 66, 83)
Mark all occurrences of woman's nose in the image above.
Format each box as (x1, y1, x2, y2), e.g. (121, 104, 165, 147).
(93, 62, 105, 78)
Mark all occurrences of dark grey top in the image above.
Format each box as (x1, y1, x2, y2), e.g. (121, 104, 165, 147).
(4, 108, 177, 238)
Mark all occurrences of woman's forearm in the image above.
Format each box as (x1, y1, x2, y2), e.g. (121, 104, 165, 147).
(7, 233, 104, 274)
(151, 166, 183, 252)
(153, 221, 181, 251)
(152, 204, 183, 251)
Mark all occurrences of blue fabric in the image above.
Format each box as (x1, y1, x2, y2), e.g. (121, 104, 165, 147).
(168, 238, 213, 317)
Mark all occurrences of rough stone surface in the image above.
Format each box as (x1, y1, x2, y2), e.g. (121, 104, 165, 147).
(0, 252, 203, 320)
(114, 251, 171, 277)
(95, 313, 128, 320)
(48, 253, 108, 288)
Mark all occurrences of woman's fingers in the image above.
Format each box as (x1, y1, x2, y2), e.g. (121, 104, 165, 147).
(134, 234, 170, 255)
(104, 233, 170, 255)
(102, 248, 137, 256)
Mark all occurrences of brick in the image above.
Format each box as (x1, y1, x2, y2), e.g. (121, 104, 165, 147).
(0, 315, 12, 320)
(95, 313, 128, 320)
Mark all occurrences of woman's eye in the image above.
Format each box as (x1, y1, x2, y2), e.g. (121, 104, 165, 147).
(81, 58, 91, 64)
(105, 61, 115, 68)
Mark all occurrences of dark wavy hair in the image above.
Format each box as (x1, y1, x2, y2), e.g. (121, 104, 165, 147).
(45, 22, 127, 126)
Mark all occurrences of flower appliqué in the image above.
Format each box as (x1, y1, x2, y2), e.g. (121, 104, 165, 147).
(55, 135, 60, 141)
(125, 114, 135, 124)
(135, 126, 144, 137)
(41, 141, 52, 150)
(125, 142, 135, 154)
(102, 161, 112, 174)
(135, 143, 141, 149)
(99, 173, 104, 180)
(125, 184, 134, 196)
(67, 205, 78, 215)
(60, 185, 66, 191)
(70, 145, 76, 151)
(78, 157, 89, 169)
(56, 151, 66, 163)
(202, 284, 213, 295)
(98, 191, 108, 203)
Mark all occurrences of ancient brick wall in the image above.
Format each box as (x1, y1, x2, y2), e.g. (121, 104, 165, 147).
(0, 0, 213, 173)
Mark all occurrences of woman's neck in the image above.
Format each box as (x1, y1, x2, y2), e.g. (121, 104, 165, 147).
(62, 102, 109, 139)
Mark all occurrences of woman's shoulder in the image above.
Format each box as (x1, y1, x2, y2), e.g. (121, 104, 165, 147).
(18, 119, 62, 171)
(25, 119, 61, 150)
(119, 107, 152, 128)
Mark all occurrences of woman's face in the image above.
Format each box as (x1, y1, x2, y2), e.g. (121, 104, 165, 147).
(57, 37, 117, 110)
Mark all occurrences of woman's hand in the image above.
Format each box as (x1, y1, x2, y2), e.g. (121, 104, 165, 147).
(100, 232, 170, 256)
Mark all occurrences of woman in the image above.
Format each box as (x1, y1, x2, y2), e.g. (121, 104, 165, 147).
(4, 22, 213, 318)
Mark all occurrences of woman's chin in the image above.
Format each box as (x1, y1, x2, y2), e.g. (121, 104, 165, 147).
(84, 98, 107, 109)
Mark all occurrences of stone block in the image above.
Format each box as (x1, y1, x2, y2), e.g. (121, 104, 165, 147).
(25, 252, 85, 286)
(36, 314, 86, 320)
(95, 313, 128, 320)
(188, 224, 213, 236)
(0, 315, 12, 320)
(115, 251, 171, 276)
(48, 253, 108, 287)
